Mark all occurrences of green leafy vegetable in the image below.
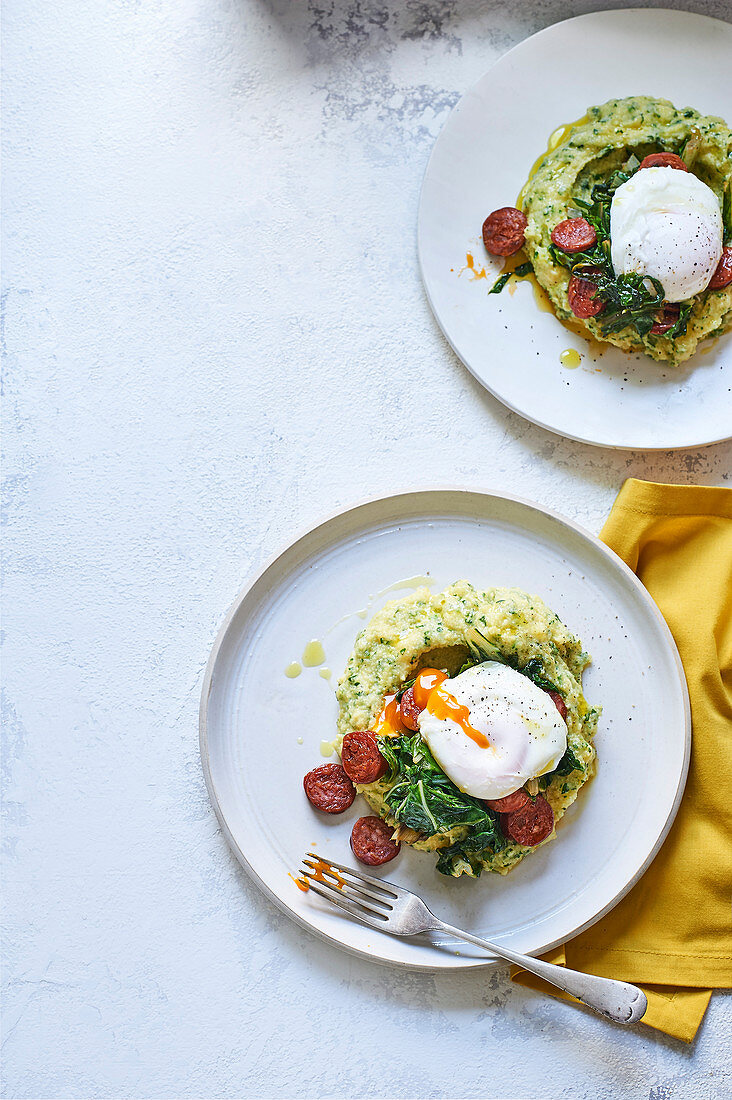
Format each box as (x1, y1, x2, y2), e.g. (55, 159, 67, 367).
(394, 676, 416, 702)
(554, 746, 584, 777)
(664, 300, 694, 339)
(377, 732, 505, 875)
(372, 629, 581, 877)
(488, 272, 512, 295)
(550, 159, 698, 341)
(520, 657, 561, 694)
(488, 261, 533, 295)
(463, 628, 565, 698)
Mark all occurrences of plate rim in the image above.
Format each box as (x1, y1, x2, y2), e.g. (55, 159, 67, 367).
(199, 487, 691, 971)
(416, 7, 732, 453)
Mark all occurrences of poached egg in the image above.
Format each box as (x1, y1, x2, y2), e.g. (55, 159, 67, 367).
(418, 661, 567, 800)
(610, 167, 723, 302)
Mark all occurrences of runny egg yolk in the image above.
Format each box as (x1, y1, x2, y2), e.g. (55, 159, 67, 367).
(417, 662, 567, 800)
(413, 668, 491, 749)
(425, 684, 491, 749)
(412, 668, 448, 707)
(371, 693, 405, 735)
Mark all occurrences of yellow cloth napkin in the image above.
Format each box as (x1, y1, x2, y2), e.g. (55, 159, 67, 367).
(512, 479, 732, 1042)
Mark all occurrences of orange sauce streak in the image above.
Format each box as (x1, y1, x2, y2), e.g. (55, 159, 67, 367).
(460, 252, 488, 281)
(413, 668, 448, 709)
(426, 685, 490, 749)
(371, 693, 406, 736)
(289, 873, 310, 892)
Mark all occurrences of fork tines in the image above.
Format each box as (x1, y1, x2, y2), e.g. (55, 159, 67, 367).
(299, 852, 396, 924)
(305, 852, 398, 895)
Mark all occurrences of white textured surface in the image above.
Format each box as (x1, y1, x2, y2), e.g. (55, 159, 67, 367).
(2, 1, 730, 1097)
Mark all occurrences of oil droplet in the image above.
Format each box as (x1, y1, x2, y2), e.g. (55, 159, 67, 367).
(320, 739, 335, 757)
(560, 348, 582, 369)
(296, 736, 304, 745)
(516, 111, 590, 208)
(285, 662, 302, 678)
(319, 668, 331, 680)
(303, 639, 325, 667)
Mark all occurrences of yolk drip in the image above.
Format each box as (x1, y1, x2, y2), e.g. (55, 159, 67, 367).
(371, 694, 406, 736)
(413, 668, 448, 708)
(426, 684, 491, 749)
(291, 859, 346, 893)
(307, 858, 346, 889)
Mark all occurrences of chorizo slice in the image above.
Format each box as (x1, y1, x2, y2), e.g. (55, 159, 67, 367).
(303, 763, 355, 814)
(546, 690, 568, 722)
(502, 795, 554, 847)
(350, 816, 401, 866)
(485, 789, 531, 813)
(650, 304, 680, 335)
(398, 687, 422, 731)
(567, 269, 605, 319)
(341, 730, 387, 785)
(550, 217, 597, 253)
(709, 247, 732, 290)
(638, 152, 688, 172)
(482, 207, 528, 257)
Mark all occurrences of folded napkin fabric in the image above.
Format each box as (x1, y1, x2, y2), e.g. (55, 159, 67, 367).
(512, 479, 732, 1042)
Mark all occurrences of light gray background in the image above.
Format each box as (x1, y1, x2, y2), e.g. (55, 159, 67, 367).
(2, 1, 730, 1098)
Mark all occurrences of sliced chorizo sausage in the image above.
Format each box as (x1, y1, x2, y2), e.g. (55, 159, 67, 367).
(567, 269, 605, 319)
(638, 152, 688, 172)
(485, 789, 531, 813)
(550, 217, 597, 253)
(546, 690, 568, 722)
(303, 763, 355, 814)
(709, 247, 732, 290)
(482, 207, 528, 257)
(650, 304, 680, 335)
(501, 795, 554, 847)
(350, 816, 401, 866)
(340, 730, 387, 785)
(398, 687, 422, 731)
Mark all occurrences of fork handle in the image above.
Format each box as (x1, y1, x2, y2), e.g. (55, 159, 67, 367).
(436, 922, 647, 1025)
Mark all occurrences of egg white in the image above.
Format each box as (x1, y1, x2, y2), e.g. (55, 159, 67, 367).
(610, 167, 723, 302)
(417, 661, 567, 800)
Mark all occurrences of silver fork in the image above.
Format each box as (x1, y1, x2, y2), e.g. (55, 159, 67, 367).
(301, 853, 647, 1025)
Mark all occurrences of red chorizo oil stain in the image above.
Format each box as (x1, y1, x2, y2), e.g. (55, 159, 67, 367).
(460, 252, 488, 281)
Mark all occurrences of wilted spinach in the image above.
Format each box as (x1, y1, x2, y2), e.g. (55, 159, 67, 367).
(489, 261, 533, 295)
(377, 733, 505, 876)
(554, 745, 584, 776)
(463, 627, 563, 697)
(550, 155, 695, 340)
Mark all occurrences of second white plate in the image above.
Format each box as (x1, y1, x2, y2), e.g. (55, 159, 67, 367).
(200, 490, 690, 970)
(418, 9, 732, 450)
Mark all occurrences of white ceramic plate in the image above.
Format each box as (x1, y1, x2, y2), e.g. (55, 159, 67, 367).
(200, 490, 690, 970)
(418, 10, 732, 451)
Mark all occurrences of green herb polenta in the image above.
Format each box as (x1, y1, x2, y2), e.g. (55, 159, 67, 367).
(521, 96, 732, 364)
(335, 581, 599, 877)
